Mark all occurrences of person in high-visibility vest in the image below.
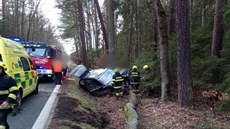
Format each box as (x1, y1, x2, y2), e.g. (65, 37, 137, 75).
(0, 62, 18, 129)
(129, 65, 141, 90)
(53, 58, 63, 85)
(112, 68, 124, 99)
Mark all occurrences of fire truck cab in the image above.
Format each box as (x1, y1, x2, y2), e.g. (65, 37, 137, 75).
(21, 42, 62, 81)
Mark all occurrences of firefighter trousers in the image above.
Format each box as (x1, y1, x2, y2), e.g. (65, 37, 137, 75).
(55, 72, 62, 85)
(0, 109, 10, 129)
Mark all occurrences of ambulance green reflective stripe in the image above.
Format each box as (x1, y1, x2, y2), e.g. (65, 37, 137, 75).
(14, 73, 21, 83)
(29, 79, 33, 86)
(21, 81, 26, 88)
(25, 72, 29, 80)
(14, 73, 20, 78)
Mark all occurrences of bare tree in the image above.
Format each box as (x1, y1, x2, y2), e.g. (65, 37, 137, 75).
(94, 0, 109, 54)
(93, 3, 99, 57)
(20, 0, 26, 38)
(77, 0, 88, 67)
(2, 0, 6, 36)
(15, 0, 20, 35)
(27, 0, 41, 41)
(155, 0, 171, 101)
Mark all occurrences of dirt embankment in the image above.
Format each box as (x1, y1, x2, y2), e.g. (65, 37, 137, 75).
(48, 79, 128, 129)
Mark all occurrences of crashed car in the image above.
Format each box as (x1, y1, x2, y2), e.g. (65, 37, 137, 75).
(70, 65, 115, 96)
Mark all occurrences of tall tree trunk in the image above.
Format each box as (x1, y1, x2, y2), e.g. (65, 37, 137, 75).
(94, 6, 99, 57)
(151, 0, 158, 62)
(15, 0, 19, 35)
(211, 0, 227, 58)
(168, 0, 177, 97)
(21, 0, 26, 38)
(2, 0, 6, 36)
(176, 0, 193, 108)
(127, 4, 134, 64)
(135, 0, 140, 58)
(74, 35, 79, 57)
(94, 0, 109, 54)
(77, 0, 88, 67)
(201, 4, 205, 27)
(155, 0, 171, 101)
(27, 0, 40, 41)
(168, 0, 175, 35)
(86, 0, 93, 67)
(107, 0, 115, 68)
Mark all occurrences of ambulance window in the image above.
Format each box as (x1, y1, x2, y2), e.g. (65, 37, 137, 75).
(20, 57, 30, 71)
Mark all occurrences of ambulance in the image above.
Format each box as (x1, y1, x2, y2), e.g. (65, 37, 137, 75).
(0, 36, 39, 109)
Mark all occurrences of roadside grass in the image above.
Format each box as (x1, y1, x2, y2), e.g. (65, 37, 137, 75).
(61, 79, 96, 111)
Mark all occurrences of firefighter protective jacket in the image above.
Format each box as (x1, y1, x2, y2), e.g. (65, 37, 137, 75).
(0, 73, 18, 105)
(129, 69, 141, 82)
(112, 73, 124, 87)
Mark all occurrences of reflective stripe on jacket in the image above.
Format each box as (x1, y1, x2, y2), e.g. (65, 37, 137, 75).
(112, 73, 124, 87)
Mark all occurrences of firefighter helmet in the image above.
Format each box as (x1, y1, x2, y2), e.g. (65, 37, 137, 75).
(114, 68, 119, 73)
(132, 65, 137, 70)
(143, 65, 149, 70)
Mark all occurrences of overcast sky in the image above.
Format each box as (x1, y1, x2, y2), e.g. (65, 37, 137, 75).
(40, 0, 104, 55)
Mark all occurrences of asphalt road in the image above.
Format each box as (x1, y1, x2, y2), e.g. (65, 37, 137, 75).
(8, 81, 56, 129)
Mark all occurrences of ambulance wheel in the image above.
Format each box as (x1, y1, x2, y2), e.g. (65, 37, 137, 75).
(16, 91, 22, 109)
(33, 82, 39, 94)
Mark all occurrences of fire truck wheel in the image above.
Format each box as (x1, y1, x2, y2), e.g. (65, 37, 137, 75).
(48, 76, 55, 82)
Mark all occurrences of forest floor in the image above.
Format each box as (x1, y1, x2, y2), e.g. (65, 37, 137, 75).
(48, 79, 230, 129)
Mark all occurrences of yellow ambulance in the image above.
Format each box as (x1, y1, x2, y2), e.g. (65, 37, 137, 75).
(0, 36, 39, 108)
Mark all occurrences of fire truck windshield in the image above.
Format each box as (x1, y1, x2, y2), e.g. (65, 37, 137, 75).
(26, 47, 50, 57)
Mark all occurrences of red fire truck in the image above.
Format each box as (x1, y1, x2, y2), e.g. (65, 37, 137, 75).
(20, 42, 62, 81)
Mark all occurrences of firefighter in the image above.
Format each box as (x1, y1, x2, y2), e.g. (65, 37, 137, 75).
(53, 57, 63, 85)
(0, 62, 18, 129)
(120, 68, 130, 95)
(141, 65, 153, 83)
(142, 65, 151, 76)
(112, 68, 124, 99)
(129, 65, 141, 90)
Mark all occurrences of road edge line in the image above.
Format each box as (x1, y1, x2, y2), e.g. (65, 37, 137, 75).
(31, 85, 61, 129)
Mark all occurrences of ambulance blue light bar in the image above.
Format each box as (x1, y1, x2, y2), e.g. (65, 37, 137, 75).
(20, 42, 48, 47)
(9, 37, 22, 42)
